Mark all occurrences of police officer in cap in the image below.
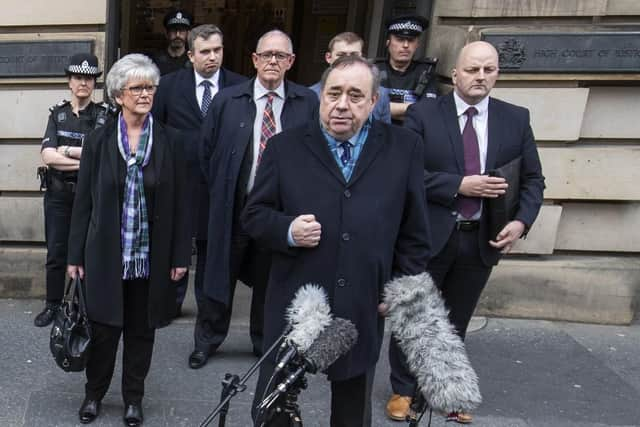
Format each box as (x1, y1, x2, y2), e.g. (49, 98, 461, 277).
(376, 15, 438, 124)
(151, 8, 193, 75)
(34, 53, 112, 327)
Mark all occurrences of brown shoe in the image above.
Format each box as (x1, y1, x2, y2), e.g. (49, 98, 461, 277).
(446, 411, 473, 424)
(386, 394, 412, 421)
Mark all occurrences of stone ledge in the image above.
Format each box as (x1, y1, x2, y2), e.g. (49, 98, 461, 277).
(478, 255, 640, 325)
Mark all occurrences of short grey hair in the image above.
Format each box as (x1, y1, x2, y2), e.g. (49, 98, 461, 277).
(256, 29, 293, 53)
(189, 24, 223, 49)
(106, 54, 160, 102)
(319, 55, 381, 96)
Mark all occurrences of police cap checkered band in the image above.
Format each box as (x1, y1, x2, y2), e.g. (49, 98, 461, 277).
(66, 53, 102, 77)
(164, 10, 193, 29)
(386, 15, 428, 36)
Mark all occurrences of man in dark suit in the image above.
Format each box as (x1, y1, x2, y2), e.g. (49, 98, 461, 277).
(196, 30, 319, 369)
(386, 41, 545, 423)
(242, 55, 430, 427)
(153, 24, 246, 326)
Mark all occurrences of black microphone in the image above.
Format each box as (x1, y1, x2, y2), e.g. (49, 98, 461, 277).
(259, 317, 358, 410)
(383, 272, 482, 414)
(273, 284, 333, 374)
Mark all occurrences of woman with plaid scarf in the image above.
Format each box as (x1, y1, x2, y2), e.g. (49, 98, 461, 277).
(67, 54, 191, 426)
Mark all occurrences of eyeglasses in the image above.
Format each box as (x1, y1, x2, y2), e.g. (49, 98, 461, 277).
(255, 51, 292, 62)
(121, 85, 157, 96)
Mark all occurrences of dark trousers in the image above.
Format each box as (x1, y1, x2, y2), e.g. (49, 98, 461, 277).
(193, 226, 269, 355)
(389, 228, 492, 396)
(85, 279, 155, 405)
(253, 356, 374, 427)
(44, 188, 74, 303)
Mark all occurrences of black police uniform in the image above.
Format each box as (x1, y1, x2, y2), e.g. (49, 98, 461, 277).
(376, 57, 439, 105)
(152, 9, 193, 76)
(41, 100, 111, 306)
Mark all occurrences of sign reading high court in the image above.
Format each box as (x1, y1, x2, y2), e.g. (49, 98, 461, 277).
(0, 41, 94, 77)
(482, 33, 640, 73)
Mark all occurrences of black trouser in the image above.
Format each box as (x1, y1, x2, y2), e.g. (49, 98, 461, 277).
(253, 357, 375, 427)
(193, 226, 269, 355)
(44, 187, 75, 304)
(85, 279, 155, 405)
(389, 227, 493, 396)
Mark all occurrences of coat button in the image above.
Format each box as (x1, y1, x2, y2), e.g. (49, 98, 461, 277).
(231, 149, 236, 155)
(337, 278, 346, 287)
(341, 232, 350, 241)
(240, 122, 245, 128)
(451, 211, 458, 216)
(344, 189, 351, 198)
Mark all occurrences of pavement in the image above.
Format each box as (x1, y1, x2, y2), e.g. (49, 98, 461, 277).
(2, 283, 639, 427)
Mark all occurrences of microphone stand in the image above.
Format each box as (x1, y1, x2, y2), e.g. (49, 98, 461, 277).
(199, 329, 290, 427)
(255, 357, 307, 427)
(407, 386, 431, 427)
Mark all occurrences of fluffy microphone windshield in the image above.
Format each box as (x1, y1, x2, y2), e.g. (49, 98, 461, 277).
(285, 284, 332, 352)
(303, 317, 358, 373)
(383, 272, 482, 413)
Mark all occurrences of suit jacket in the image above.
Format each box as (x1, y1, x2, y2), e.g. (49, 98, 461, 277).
(241, 120, 430, 381)
(152, 67, 246, 239)
(67, 119, 191, 328)
(199, 78, 319, 305)
(309, 82, 392, 124)
(404, 92, 545, 266)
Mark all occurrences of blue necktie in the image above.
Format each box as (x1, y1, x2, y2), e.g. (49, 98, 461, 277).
(201, 81, 212, 116)
(339, 141, 351, 166)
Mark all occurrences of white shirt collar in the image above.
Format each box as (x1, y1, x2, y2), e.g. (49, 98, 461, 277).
(254, 78, 285, 101)
(194, 69, 220, 88)
(453, 91, 489, 118)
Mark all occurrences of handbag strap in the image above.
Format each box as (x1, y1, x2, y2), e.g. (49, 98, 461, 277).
(73, 276, 89, 320)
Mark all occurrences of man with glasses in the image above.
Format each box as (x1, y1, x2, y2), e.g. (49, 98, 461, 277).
(310, 32, 391, 124)
(197, 30, 318, 369)
(153, 25, 246, 333)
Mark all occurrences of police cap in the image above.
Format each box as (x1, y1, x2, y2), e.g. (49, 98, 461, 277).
(65, 53, 102, 77)
(163, 9, 193, 30)
(386, 15, 429, 38)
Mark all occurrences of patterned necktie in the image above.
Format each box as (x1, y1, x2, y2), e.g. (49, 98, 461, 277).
(201, 80, 212, 117)
(339, 141, 352, 166)
(258, 92, 276, 164)
(458, 106, 481, 219)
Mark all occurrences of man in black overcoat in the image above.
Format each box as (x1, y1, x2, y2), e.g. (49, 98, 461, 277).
(386, 41, 545, 423)
(196, 30, 319, 368)
(152, 24, 246, 324)
(242, 55, 430, 426)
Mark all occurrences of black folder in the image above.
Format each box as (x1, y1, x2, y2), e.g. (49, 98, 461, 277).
(487, 156, 521, 240)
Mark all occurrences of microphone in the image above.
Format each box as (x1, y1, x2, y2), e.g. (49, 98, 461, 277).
(259, 317, 358, 410)
(273, 284, 333, 374)
(383, 272, 482, 414)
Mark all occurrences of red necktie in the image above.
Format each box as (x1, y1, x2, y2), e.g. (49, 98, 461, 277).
(258, 92, 276, 164)
(457, 107, 481, 218)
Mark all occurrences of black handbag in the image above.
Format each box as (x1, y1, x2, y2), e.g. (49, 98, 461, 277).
(49, 277, 92, 372)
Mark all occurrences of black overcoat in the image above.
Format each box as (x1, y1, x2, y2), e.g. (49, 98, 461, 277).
(152, 67, 247, 239)
(67, 119, 191, 328)
(241, 120, 431, 381)
(199, 78, 319, 306)
(404, 93, 545, 266)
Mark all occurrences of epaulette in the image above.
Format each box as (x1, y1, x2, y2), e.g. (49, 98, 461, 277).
(49, 99, 70, 112)
(373, 57, 387, 64)
(415, 57, 438, 65)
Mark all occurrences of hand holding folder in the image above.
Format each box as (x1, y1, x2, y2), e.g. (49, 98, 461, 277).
(487, 156, 521, 241)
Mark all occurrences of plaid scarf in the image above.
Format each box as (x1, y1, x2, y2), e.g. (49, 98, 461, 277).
(117, 113, 153, 279)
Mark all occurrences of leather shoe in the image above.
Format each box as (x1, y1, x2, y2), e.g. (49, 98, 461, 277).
(386, 394, 412, 421)
(188, 350, 209, 369)
(123, 403, 143, 426)
(446, 411, 473, 424)
(34, 304, 60, 327)
(78, 398, 101, 424)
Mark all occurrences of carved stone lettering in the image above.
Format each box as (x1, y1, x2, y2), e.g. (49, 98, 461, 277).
(0, 41, 94, 77)
(482, 33, 640, 73)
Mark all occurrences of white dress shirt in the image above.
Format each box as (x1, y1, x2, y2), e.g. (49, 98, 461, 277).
(248, 79, 285, 191)
(194, 69, 220, 110)
(453, 91, 490, 220)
